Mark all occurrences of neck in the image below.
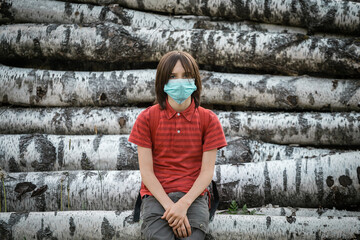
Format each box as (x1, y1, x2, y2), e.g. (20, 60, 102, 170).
(167, 96, 192, 112)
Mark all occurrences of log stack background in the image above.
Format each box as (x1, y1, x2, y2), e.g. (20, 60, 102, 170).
(0, 0, 360, 239)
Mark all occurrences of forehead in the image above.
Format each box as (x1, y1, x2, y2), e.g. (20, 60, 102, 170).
(172, 60, 188, 73)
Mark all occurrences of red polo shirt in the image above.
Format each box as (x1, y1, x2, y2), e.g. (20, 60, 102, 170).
(128, 97, 227, 198)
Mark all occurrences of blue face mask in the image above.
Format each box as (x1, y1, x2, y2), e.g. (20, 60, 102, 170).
(164, 78, 197, 104)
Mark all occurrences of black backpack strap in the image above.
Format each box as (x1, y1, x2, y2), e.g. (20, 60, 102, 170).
(209, 180, 219, 221)
(133, 191, 142, 222)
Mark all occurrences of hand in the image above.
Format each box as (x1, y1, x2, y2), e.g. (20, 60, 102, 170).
(161, 199, 189, 229)
(172, 216, 192, 238)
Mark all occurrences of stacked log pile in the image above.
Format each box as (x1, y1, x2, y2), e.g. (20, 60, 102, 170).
(0, 0, 359, 239)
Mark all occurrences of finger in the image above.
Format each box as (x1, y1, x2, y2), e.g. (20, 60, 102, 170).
(169, 218, 179, 227)
(180, 224, 188, 238)
(172, 227, 178, 238)
(185, 217, 192, 236)
(174, 220, 182, 230)
(161, 209, 169, 219)
(168, 216, 176, 224)
(177, 227, 184, 238)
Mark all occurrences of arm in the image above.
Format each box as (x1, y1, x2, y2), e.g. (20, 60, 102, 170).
(162, 148, 217, 228)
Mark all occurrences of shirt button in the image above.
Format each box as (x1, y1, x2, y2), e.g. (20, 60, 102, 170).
(177, 113, 180, 116)
(177, 130, 180, 133)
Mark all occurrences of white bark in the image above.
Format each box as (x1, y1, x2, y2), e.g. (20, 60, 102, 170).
(0, 210, 359, 240)
(0, 107, 359, 146)
(2, 169, 141, 212)
(1, 64, 359, 111)
(213, 151, 360, 210)
(0, 0, 313, 35)
(0, 23, 359, 78)
(55, 0, 360, 36)
(0, 134, 342, 172)
(1, 152, 359, 212)
(220, 204, 360, 217)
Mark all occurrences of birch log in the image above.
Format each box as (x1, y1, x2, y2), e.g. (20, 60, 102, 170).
(1, 23, 359, 78)
(1, 64, 360, 111)
(213, 152, 360, 210)
(0, 134, 342, 172)
(1, 152, 359, 212)
(0, 107, 359, 146)
(218, 204, 360, 217)
(56, 0, 360, 36)
(0, 0, 312, 35)
(1, 169, 141, 212)
(0, 211, 359, 240)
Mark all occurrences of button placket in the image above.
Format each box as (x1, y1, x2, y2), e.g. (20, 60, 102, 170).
(176, 112, 181, 134)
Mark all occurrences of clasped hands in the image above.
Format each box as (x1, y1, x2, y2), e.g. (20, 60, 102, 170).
(161, 199, 192, 238)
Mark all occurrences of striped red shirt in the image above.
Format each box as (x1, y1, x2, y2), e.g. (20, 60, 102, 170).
(128, 97, 227, 198)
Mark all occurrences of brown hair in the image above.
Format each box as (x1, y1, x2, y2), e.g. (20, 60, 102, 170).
(154, 51, 202, 109)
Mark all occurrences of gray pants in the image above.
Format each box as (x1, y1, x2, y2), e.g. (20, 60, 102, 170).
(140, 192, 210, 240)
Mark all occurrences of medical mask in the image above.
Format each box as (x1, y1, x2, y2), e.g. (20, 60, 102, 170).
(164, 78, 197, 104)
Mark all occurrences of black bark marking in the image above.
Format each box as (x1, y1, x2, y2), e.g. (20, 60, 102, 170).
(51, 107, 75, 134)
(117, 137, 138, 170)
(93, 134, 102, 152)
(37, 218, 57, 240)
(266, 216, 271, 229)
(60, 26, 71, 54)
(339, 81, 360, 107)
(232, 0, 251, 20)
(58, 139, 64, 168)
(264, 0, 271, 21)
(326, 176, 334, 187)
(298, 113, 310, 135)
(283, 169, 288, 191)
(339, 175, 352, 187)
(15, 182, 36, 200)
(295, 159, 301, 194)
(314, 167, 324, 203)
(221, 79, 235, 102)
(33, 38, 43, 58)
(307, 93, 315, 105)
(109, 5, 132, 26)
(280, 207, 286, 216)
(8, 156, 20, 172)
(243, 183, 262, 207)
(0, 212, 29, 240)
(69, 216, 76, 236)
(357, 167, 360, 184)
(200, 0, 211, 17)
(101, 217, 115, 240)
(64, 2, 73, 17)
(16, 30, 21, 43)
(254, 76, 270, 93)
(0, 1, 14, 21)
(31, 185, 48, 197)
(99, 6, 110, 22)
(286, 215, 296, 224)
(264, 162, 272, 204)
(81, 152, 95, 170)
(190, 29, 205, 61)
(46, 24, 60, 35)
(36, 86, 47, 101)
(19, 134, 56, 171)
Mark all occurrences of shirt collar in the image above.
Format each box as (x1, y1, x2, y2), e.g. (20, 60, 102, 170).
(165, 97, 196, 122)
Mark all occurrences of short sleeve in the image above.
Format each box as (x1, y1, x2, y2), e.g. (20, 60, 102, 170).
(203, 110, 227, 152)
(128, 107, 152, 149)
